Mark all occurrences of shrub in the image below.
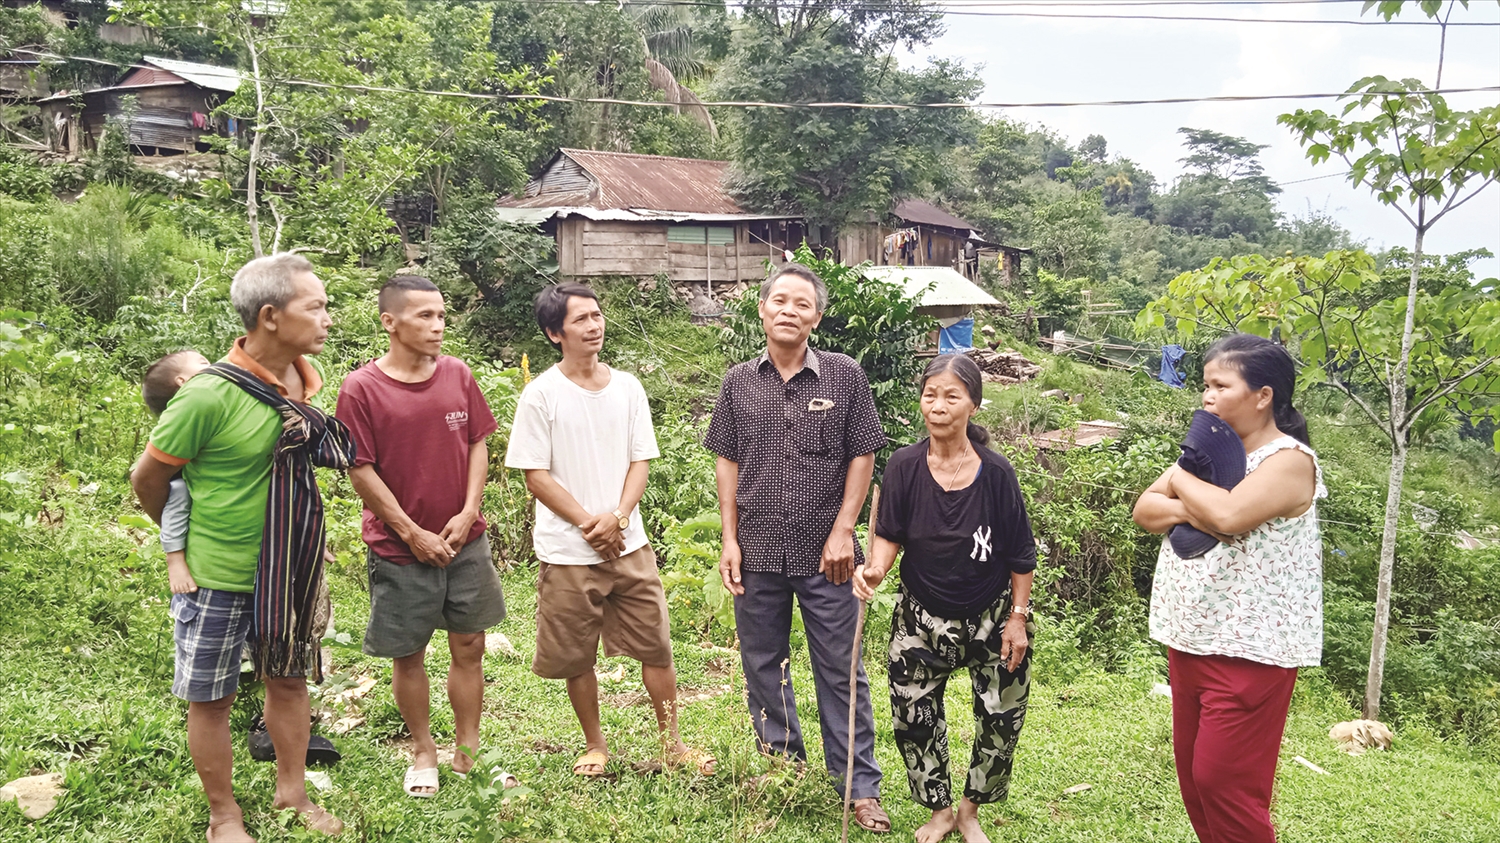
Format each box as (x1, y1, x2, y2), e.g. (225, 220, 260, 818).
(0, 197, 52, 310)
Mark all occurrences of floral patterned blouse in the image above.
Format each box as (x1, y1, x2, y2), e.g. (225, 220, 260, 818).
(1149, 436, 1327, 669)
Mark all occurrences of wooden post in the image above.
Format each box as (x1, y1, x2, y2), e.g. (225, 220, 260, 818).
(840, 485, 880, 843)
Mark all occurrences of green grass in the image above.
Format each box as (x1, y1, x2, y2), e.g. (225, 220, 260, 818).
(3, 558, 1497, 842)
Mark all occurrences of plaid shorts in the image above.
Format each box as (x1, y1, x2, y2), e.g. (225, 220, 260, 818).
(170, 587, 253, 702)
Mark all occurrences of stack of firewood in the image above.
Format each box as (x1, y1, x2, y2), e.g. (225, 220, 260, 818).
(964, 348, 1042, 384)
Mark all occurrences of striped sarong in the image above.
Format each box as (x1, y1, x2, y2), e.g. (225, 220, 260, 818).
(203, 362, 355, 683)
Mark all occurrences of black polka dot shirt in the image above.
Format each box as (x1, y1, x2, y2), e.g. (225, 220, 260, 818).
(704, 347, 887, 577)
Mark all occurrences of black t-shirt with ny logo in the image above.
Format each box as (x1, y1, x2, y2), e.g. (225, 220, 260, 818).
(876, 439, 1038, 619)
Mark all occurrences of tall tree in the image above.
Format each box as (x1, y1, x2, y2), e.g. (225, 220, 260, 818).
(1277, 0, 1498, 721)
(1155, 128, 1282, 243)
(719, 0, 978, 233)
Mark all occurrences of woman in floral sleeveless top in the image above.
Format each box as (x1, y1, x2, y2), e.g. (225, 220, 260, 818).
(1133, 334, 1325, 843)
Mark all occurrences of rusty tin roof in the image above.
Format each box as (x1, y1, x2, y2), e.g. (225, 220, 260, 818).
(499, 149, 767, 216)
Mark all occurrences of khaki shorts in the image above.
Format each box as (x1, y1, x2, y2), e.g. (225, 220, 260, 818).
(532, 544, 673, 679)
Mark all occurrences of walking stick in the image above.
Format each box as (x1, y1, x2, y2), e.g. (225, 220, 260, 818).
(840, 485, 880, 843)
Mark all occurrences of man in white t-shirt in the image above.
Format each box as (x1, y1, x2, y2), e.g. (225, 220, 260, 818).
(505, 284, 715, 779)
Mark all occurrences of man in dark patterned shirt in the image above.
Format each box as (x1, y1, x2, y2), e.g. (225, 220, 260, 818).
(705, 263, 890, 833)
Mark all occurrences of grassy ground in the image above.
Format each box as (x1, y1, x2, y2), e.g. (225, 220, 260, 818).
(3, 559, 1497, 843)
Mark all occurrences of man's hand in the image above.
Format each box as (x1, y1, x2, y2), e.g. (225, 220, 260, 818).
(439, 509, 479, 551)
(580, 512, 626, 560)
(718, 541, 744, 596)
(1001, 614, 1030, 672)
(408, 527, 457, 567)
(851, 564, 884, 602)
(819, 528, 856, 585)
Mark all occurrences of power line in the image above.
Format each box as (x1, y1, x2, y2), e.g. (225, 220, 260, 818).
(1280, 170, 1352, 186)
(507, 0, 1500, 25)
(17, 49, 1499, 112)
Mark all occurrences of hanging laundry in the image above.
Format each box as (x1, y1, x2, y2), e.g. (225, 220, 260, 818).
(227, 117, 238, 135)
(1158, 344, 1188, 388)
(191, 112, 208, 130)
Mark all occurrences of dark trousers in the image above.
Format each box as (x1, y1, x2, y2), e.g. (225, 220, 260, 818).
(735, 569, 882, 800)
(1169, 648, 1298, 843)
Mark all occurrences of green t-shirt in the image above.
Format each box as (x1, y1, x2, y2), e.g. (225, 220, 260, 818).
(149, 375, 281, 592)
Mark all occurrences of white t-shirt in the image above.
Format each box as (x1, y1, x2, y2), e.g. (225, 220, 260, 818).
(504, 365, 659, 565)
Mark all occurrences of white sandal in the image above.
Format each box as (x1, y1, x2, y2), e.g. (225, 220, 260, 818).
(403, 765, 440, 798)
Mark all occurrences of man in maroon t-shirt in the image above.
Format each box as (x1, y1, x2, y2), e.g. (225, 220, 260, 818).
(336, 275, 513, 798)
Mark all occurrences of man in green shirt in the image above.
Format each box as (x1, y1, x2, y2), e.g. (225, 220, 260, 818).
(132, 253, 343, 840)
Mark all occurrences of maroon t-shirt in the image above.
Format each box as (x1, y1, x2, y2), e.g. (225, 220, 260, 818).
(335, 356, 498, 564)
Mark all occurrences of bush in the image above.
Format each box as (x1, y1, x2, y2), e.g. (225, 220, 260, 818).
(0, 197, 52, 310)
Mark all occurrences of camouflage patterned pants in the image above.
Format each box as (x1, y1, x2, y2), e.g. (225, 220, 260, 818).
(888, 590, 1033, 810)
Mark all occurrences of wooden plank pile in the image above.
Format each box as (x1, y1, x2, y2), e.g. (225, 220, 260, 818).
(965, 348, 1043, 384)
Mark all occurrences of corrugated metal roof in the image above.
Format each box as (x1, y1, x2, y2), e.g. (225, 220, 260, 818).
(566, 148, 744, 214)
(863, 265, 1000, 308)
(499, 149, 785, 218)
(139, 56, 241, 93)
(38, 56, 241, 102)
(495, 205, 794, 224)
(893, 198, 978, 232)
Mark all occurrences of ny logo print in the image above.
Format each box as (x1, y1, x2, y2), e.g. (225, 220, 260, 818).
(971, 526, 992, 561)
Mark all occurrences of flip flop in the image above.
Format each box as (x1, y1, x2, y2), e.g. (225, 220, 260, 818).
(572, 750, 610, 777)
(403, 766, 439, 798)
(664, 746, 717, 776)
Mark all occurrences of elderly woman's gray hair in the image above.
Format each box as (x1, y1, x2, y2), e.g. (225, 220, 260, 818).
(230, 253, 316, 329)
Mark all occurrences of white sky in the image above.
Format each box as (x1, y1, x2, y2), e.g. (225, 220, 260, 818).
(910, 0, 1500, 279)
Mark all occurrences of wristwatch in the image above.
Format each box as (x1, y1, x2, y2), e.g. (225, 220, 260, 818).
(612, 508, 629, 530)
(1010, 602, 1032, 617)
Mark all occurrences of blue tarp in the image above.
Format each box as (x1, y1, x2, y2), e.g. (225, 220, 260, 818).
(939, 317, 975, 353)
(1159, 344, 1187, 388)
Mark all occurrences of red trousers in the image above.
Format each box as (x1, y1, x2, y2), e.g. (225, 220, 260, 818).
(1168, 648, 1298, 843)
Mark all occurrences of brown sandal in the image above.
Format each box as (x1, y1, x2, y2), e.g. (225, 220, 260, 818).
(664, 746, 717, 776)
(852, 797, 891, 834)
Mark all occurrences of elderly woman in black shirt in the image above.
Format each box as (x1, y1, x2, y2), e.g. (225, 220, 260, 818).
(854, 353, 1037, 843)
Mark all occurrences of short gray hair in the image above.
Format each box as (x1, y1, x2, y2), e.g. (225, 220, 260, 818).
(230, 253, 315, 329)
(761, 263, 828, 311)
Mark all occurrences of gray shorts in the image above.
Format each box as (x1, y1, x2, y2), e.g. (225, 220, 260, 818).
(171, 587, 253, 702)
(363, 535, 506, 659)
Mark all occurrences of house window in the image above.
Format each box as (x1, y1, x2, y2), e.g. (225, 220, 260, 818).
(668, 225, 734, 245)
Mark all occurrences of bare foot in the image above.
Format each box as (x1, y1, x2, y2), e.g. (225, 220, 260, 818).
(409, 741, 439, 794)
(206, 809, 256, 843)
(451, 739, 480, 779)
(272, 800, 344, 836)
(915, 807, 958, 843)
(955, 798, 990, 843)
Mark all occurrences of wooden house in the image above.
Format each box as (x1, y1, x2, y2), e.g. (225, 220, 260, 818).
(37, 56, 241, 155)
(495, 149, 805, 289)
(838, 199, 1028, 285)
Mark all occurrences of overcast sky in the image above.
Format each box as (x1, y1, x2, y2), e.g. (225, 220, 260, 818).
(910, 0, 1500, 279)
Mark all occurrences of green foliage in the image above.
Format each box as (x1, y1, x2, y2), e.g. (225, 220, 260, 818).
(1280, 80, 1499, 227)
(47, 186, 205, 323)
(1137, 249, 1500, 446)
(720, 245, 936, 461)
(720, 1, 978, 231)
(0, 145, 69, 201)
(431, 188, 559, 360)
(0, 197, 50, 310)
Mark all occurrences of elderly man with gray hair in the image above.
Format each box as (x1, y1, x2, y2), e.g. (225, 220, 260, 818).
(132, 253, 350, 840)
